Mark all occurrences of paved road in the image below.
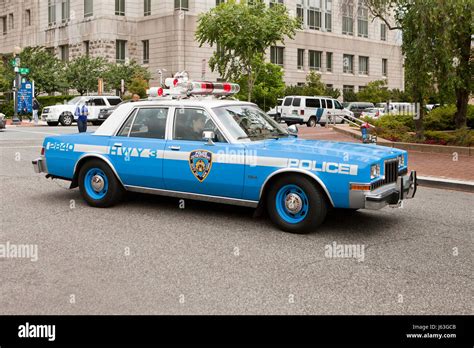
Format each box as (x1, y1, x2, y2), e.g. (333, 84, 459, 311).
(0, 126, 472, 314)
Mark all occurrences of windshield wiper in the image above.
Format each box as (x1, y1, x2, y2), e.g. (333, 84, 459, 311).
(237, 134, 263, 140)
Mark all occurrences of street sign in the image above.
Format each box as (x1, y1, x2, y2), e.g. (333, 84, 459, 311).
(17, 81, 33, 114)
(19, 68, 30, 75)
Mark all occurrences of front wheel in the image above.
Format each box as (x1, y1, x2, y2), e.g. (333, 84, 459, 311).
(78, 159, 124, 208)
(59, 113, 73, 126)
(267, 175, 328, 234)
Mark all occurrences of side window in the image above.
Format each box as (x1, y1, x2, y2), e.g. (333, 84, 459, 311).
(335, 100, 343, 109)
(129, 108, 169, 139)
(173, 108, 226, 143)
(92, 98, 106, 106)
(283, 98, 293, 106)
(306, 98, 320, 108)
(321, 99, 327, 108)
(326, 99, 333, 109)
(292, 98, 301, 107)
(117, 109, 137, 137)
(107, 98, 122, 106)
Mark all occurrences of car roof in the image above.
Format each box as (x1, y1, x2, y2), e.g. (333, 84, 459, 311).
(128, 98, 255, 108)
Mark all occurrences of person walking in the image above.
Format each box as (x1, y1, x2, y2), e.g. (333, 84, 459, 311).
(32, 98, 40, 125)
(75, 101, 89, 133)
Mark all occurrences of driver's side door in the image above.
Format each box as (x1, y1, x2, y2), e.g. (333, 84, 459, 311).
(163, 107, 246, 199)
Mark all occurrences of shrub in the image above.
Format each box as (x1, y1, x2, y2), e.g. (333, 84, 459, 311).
(0, 100, 14, 117)
(425, 104, 474, 131)
(424, 128, 474, 147)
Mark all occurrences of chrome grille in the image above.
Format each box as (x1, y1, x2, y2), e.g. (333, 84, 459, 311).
(370, 159, 399, 190)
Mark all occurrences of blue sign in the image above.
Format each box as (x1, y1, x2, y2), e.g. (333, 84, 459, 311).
(17, 81, 33, 114)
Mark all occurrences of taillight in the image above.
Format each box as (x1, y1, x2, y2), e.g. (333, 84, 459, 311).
(41, 147, 45, 156)
(300, 110, 304, 116)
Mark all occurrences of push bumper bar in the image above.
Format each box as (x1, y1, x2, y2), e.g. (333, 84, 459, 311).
(32, 157, 48, 174)
(364, 171, 417, 210)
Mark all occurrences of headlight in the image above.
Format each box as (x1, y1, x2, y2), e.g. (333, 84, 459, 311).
(371, 164, 381, 179)
(398, 155, 405, 167)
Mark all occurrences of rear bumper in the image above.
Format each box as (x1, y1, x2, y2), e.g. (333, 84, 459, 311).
(32, 157, 48, 174)
(350, 171, 417, 210)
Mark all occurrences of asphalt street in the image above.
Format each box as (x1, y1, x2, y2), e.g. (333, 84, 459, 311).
(0, 126, 472, 314)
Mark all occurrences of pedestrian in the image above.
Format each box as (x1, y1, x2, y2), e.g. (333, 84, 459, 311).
(75, 101, 89, 133)
(131, 94, 140, 102)
(32, 98, 40, 125)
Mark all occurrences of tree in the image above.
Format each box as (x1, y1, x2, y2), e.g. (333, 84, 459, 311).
(196, 0, 301, 101)
(104, 60, 151, 96)
(64, 56, 107, 95)
(236, 61, 285, 110)
(357, 79, 391, 104)
(367, 0, 473, 134)
(19, 47, 66, 96)
(0, 55, 14, 93)
(128, 72, 149, 98)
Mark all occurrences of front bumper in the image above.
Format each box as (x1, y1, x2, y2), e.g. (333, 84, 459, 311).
(350, 171, 417, 210)
(32, 157, 48, 174)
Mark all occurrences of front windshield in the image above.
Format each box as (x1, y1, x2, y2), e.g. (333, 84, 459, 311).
(67, 97, 83, 105)
(213, 104, 289, 141)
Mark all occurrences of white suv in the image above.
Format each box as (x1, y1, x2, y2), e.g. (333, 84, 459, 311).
(281, 96, 354, 127)
(41, 96, 122, 126)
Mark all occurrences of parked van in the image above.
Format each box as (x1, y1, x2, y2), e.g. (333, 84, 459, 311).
(343, 102, 375, 118)
(280, 96, 354, 127)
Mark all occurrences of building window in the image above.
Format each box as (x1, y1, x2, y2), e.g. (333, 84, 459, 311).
(116, 40, 127, 63)
(48, 0, 56, 25)
(343, 54, 354, 74)
(62, 0, 70, 23)
(343, 85, 354, 93)
(359, 86, 366, 92)
(307, 0, 321, 30)
(324, 0, 332, 31)
(216, 0, 226, 5)
(8, 14, 13, 30)
(357, 2, 368, 38)
(269, 0, 284, 7)
(297, 49, 304, 70)
(296, 0, 304, 25)
(25, 10, 31, 27)
(143, 40, 149, 64)
(380, 23, 387, 41)
(270, 46, 284, 67)
(84, 0, 94, 17)
(342, 3, 353, 35)
(359, 56, 369, 75)
(84, 41, 90, 56)
(175, 0, 189, 10)
(326, 52, 333, 72)
(1, 16, 6, 35)
(309, 50, 322, 71)
(382, 58, 388, 77)
(115, 0, 125, 16)
(60, 45, 69, 62)
(144, 0, 151, 15)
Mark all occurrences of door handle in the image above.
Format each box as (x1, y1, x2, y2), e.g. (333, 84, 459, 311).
(169, 146, 181, 151)
(113, 143, 122, 148)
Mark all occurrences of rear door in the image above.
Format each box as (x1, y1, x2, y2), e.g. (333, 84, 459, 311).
(107, 107, 169, 189)
(281, 97, 293, 119)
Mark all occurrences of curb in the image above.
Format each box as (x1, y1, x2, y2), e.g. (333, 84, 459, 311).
(417, 176, 474, 193)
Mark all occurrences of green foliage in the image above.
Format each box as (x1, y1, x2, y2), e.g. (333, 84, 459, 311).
(356, 80, 391, 104)
(424, 129, 474, 147)
(65, 56, 107, 95)
(236, 62, 285, 111)
(196, 0, 300, 100)
(128, 73, 149, 98)
(343, 90, 357, 102)
(19, 47, 66, 96)
(424, 104, 474, 131)
(0, 56, 14, 93)
(103, 60, 151, 95)
(0, 100, 14, 117)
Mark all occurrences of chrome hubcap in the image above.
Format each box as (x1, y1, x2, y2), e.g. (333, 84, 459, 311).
(91, 175, 105, 192)
(285, 193, 303, 214)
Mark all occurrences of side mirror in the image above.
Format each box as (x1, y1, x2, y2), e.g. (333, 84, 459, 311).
(202, 130, 215, 145)
(288, 124, 298, 135)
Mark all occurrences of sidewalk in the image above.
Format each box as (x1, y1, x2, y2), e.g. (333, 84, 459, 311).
(5, 119, 48, 127)
(299, 126, 474, 184)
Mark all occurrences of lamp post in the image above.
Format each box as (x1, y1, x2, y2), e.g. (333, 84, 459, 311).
(12, 46, 22, 125)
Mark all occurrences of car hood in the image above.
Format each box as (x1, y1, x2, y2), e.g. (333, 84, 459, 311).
(245, 137, 405, 163)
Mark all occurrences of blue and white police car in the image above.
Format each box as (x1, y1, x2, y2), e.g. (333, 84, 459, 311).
(32, 73, 417, 234)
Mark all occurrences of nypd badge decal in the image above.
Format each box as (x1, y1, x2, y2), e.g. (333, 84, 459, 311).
(189, 150, 213, 182)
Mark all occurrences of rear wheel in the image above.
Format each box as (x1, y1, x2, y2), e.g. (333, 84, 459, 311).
(47, 121, 59, 126)
(78, 159, 124, 208)
(306, 117, 317, 127)
(267, 175, 328, 234)
(59, 113, 73, 126)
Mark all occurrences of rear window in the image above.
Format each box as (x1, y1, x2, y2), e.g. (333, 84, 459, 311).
(107, 98, 122, 106)
(306, 98, 320, 108)
(283, 98, 293, 106)
(292, 98, 301, 107)
(326, 99, 333, 109)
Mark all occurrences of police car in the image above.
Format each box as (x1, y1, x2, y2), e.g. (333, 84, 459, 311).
(32, 72, 417, 234)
